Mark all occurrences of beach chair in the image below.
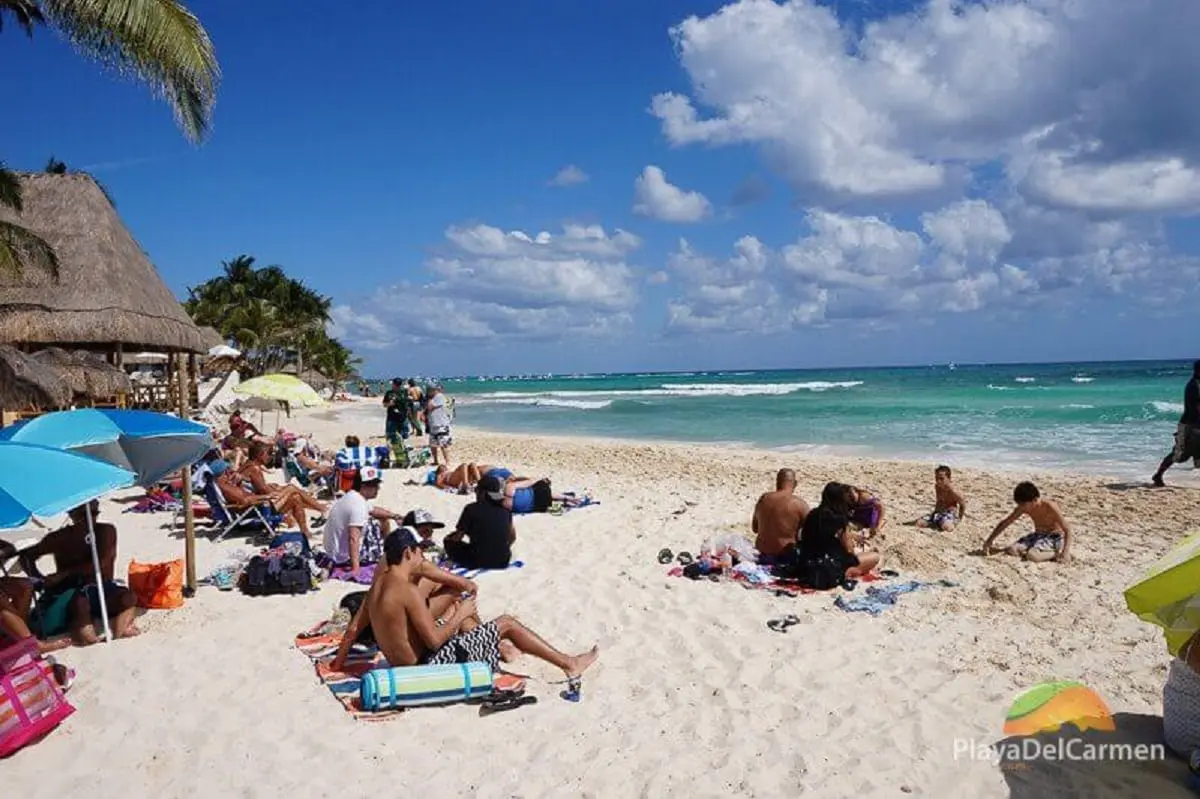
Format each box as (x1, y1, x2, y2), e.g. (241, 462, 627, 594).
(284, 452, 331, 495)
(333, 444, 387, 493)
(199, 474, 284, 543)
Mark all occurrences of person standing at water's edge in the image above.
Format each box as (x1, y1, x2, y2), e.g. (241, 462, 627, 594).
(383, 378, 409, 445)
(1153, 361, 1200, 487)
(426, 384, 454, 466)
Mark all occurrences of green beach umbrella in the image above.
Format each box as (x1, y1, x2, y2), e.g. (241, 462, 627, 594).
(1125, 529, 1200, 655)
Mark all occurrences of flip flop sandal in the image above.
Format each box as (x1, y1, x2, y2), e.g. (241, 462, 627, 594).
(676, 551, 695, 565)
(657, 548, 674, 565)
(472, 688, 527, 704)
(881, 569, 900, 577)
(767, 614, 802, 633)
(560, 677, 582, 702)
(841, 579, 859, 591)
(480, 695, 539, 715)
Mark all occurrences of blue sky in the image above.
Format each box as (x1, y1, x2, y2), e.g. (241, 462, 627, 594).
(4, 0, 1198, 377)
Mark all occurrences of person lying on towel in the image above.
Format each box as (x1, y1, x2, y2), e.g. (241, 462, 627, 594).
(18, 501, 141, 646)
(503, 477, 575, 514)
(331, 528, 598, 680)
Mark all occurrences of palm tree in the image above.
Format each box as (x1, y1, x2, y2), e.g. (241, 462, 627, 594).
(0, 0, 220, 276)
(186, 256, 342, 378)
(44, 156, 67, 174)
(0, 161, 58, 278)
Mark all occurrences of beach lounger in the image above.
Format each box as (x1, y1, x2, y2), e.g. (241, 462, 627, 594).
(199, 474, 284, 543)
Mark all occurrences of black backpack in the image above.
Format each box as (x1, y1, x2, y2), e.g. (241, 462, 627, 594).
(240, 553, 312, 596)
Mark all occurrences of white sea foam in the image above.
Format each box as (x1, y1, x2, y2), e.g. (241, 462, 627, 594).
(468, 381, 864, 403)
(1062, 404, 1096, 409)
(486, 397, 613, 410)
(1071, 376, 1095, 383)
(1151, 401, 1184, 415)
(1014, 377, 1036, 383)
(986, 384, 1012, 391)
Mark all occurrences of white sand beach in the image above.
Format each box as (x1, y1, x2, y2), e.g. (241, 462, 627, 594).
(6, 400, 1198, 798)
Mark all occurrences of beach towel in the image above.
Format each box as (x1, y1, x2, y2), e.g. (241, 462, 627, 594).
(833, 579, 958, 616)
(123, 488, 182, 514)
(294, 623, 402, 721)
(668, 566, 879, 595)
(326, 563, 378, 585)
(295, 621, 524, 720)
(438, 560, 525, 579)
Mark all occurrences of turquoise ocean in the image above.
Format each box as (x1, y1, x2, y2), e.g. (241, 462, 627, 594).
(362, 361, 1194, 478)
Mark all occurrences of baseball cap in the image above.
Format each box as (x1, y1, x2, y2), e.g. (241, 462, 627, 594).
(402, 508, 445, 529)
(477, 473, 505, 503)
(383, 527, 420, 562)
(359, 465, 383, 485)
(289, 437, 309, 454)
(210, 459, 230, 477)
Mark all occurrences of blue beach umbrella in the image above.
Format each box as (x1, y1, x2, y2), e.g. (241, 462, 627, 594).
(0, 409, 212, 487)
(0, 442, 137, 643)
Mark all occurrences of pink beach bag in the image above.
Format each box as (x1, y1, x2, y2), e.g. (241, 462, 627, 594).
(0, 637, 74, 758)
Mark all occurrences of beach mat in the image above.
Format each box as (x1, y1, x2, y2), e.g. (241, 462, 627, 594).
(295, 622, 527, 721)
(667, 566, 880, 595)
(439, 559, 525, 579)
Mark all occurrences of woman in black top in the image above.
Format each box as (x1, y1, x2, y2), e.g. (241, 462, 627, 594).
(796, 482, 881, 588)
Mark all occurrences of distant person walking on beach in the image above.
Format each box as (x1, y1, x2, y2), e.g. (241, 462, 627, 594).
(426, 384, 453, 466)
(982, 481, 1072, 563)
(752, 469, 810, 564)
(1152, 361, 1200, 487)
(383, 378, 409, 444)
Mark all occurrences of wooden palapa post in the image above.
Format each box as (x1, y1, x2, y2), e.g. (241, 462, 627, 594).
(176, 352, 197, 595)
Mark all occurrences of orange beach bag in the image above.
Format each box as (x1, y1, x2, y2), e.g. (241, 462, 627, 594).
(128, 559, 185, 609)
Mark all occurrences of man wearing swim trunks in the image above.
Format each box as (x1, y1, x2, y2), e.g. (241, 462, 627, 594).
(331, 529, 599, 679)
(752, 469, 810, 564)
(1153, 361, 1200, 487)
(425, 385, 453, 466)
(983, 481, 1072, 563)
(914, 465, 965, 532)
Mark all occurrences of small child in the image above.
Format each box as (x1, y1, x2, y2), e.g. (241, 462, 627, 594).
(983, 481, 1072, 563)
(917, 465, 965, 532)
(849, 486, 886, 540)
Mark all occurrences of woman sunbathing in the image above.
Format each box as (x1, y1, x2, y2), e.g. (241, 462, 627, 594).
(422, 463, 475, 493)
(503, 477, 576, 514)
(240, 443, 328, 515)
(215, 469, 316, 538)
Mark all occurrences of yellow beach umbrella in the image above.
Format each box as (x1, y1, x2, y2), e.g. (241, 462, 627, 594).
(1125, 529, 1200, 655)
(233, 373, 325, 407)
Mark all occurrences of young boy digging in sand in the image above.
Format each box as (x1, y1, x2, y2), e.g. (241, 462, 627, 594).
(982, 481, 1072, 563)
(914, 465, 965, 532)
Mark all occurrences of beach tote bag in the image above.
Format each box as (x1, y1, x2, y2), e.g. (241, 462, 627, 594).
(128, 559, 185, 609)
(0, 637, 74, 758)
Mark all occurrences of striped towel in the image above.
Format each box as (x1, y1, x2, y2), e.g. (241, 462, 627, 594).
(438, 559, 525, 579)
(294, 621, 525, 720)
(295, 624, 400, 721)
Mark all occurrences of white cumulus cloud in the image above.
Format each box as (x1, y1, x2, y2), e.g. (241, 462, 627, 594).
(547, 164, 589, 187)
(633, 165, 713, 223)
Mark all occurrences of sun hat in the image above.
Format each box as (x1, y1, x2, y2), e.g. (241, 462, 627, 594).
(402, 508, 445, 529)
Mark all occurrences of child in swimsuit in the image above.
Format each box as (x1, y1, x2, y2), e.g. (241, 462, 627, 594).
(982, 481, 1072, 563)
(916, 465, 965, 532)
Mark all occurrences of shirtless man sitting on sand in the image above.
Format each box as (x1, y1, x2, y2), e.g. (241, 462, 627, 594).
(752, 469, 810, 565)
(19, 501, 140, 645)
(982, 481, 1072, 563)
(331, 529, 599, 679)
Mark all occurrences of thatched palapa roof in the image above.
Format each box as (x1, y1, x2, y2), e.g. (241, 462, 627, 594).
(0, 345, 71, 409)
(0, 173, 208, 353)
(198, 326, 224, 351)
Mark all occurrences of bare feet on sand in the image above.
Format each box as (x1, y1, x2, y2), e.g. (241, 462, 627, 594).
(565, 645, 600, 678)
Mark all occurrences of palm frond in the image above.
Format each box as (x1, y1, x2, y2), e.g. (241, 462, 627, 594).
(0, 163, 23, 212)
(0, 0, 45, 37)
(0, 220, 60, 280)
(41, 0, 220, 143)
